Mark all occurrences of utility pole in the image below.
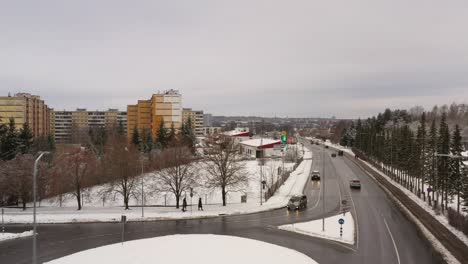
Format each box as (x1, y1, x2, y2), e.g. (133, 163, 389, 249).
(322, 145, 326, 231)
(141, 159, 144, 218)
(33, 151, 49, 264)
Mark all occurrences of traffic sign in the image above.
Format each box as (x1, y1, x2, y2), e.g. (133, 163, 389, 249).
(281, 135, 287, 144)
(281, 131, 287, 136)
(338, 218, 344, 225)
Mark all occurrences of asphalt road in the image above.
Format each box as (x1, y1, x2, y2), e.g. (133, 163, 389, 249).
(0, 141, 442, 264)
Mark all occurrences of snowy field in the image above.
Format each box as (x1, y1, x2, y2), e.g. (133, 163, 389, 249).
(45, 234, 318, 264)
(0, 231, 33, 242)
(278, 212, 354, 245)
(3, 144, 313, 223)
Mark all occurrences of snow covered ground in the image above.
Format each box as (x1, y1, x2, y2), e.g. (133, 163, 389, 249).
(278, 212, 354, 245)
(45, 234, 318, 264)
(0, 231, 33, 242)
(3, 144, 313, 224)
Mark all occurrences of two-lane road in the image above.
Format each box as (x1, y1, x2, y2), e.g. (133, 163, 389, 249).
(0, 142, 441, 264)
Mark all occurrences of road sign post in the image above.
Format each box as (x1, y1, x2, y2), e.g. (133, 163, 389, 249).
(190, 188, 193, 215)
(121, 215, 127, 245)
(1, 208, 4, 234)
(338, 218, 345, 238)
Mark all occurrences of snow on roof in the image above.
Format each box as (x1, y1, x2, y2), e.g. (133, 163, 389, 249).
(240, 138, 281, 147)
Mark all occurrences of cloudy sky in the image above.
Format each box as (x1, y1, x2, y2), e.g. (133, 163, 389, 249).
(1, 1, 468, 118)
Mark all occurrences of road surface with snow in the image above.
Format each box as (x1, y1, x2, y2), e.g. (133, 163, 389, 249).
(0, 141, 441, 264)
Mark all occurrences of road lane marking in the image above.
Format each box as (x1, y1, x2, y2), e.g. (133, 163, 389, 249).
(384, 218, 401, 264)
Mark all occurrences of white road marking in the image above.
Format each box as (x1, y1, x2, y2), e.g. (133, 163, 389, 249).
(384, 218, 401, 264)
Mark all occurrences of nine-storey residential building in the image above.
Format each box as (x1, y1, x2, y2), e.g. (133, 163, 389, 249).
(127, 89, 182, 140)
(0, 93, 51, 137)
(182, 108, 204, 137)
(51, 108, 127, 144)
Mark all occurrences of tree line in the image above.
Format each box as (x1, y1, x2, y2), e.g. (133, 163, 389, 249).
(346, 105, 468, 235)
(0, 117, 248, 211)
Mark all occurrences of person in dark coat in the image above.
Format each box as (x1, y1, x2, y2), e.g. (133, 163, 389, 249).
(198, 197, 203, 211)
(182, 197, 187, 212)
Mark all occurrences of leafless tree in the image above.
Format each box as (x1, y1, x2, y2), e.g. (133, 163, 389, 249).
(156, 144, 198, 208)
(0, 155, 35, 210)
(203, 135, 248, 206)
(102, 134, 140, 210)
(50, 147, 97, 210)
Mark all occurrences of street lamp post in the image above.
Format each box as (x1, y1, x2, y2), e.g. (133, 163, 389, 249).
(322, 145, 326, 231)
(33, 151, 49, 264)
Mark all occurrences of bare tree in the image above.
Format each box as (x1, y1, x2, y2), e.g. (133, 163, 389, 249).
(203, 135, 248, 206)
(0, 155, 35, 210)
(102, 134, 140, 210)
(50, 147, 96, 210)
(156, 144, 198, 208)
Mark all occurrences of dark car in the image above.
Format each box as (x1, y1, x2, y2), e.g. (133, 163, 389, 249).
(311, 170, 320, 180)
(331, 153, 337, 157)
(325, 145, 329, 148)
(287, 195, 308, 210)
(338, 150, 344, 156)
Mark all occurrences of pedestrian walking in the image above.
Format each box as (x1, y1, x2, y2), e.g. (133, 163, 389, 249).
(182, 197, 187, 212)
(198, 197, 203, 211)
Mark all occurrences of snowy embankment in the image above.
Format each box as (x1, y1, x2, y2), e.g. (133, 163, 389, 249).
(4, 144, 312, 224)
(0, 231, 33, 242)
(278, 212, 354, 245)
(45, 235, 318, 264)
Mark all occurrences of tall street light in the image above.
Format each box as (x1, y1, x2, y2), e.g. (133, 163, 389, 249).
(33, 151, 49, 264)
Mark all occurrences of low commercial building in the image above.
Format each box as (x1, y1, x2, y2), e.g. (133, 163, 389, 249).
(203, 126, 222, 136)
(224, 127, 251, 143)
(0, 93, 51, 137)
(239, 138, 282, 158)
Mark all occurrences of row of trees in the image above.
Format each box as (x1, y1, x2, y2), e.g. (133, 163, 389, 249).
(0, 120, 248, 210)
(131, 119, 196, 153)
(351, 107, 468, 214)
(0, 118, 55, 161)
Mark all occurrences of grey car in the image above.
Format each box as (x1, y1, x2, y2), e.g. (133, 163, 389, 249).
(287, 195, 308, 210)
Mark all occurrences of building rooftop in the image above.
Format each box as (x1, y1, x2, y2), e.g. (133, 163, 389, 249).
(240, 138, 281, 148)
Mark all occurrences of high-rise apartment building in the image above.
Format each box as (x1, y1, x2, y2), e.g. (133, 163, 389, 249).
(51, 108, 127, 144)
(0, 93, 51, 137)
(182, 108, 204, 137)
(127, 89, 182, 140)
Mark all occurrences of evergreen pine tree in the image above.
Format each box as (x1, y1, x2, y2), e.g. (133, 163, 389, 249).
(156, 120, 168, 149)
(450, 124, 463, 212)
(18, 123, 34, 154)
(437, 113, 450, 210)
(168, 122, 176, 144)
(132, 127, 140, 147)
(0, 118, 20, 160)
(428, 118, 437, 202)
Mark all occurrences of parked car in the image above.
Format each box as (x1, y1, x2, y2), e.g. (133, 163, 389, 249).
(287, 195, 308, 210)
(325, 145, 329, 148)
(311, 170, 320, 180)
(338, 150, 344, 156)
(331, 153, 337, 157)
(350, 179, 361, 189)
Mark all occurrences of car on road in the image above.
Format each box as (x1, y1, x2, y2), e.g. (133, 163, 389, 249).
(287, 195, 308, 210)
(331, 153, 337, 157)
(325, 145, 329, 148)
(350, 179, 361, 189)
(338, 150, 344, 156)
(311, 170, 320, 180)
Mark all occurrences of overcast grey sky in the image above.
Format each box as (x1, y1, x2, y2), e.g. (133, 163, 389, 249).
(1, 0, 468, 118)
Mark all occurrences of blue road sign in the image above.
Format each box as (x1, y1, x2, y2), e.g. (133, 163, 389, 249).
(338, 218, 345, 225)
